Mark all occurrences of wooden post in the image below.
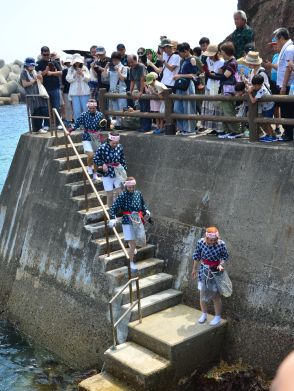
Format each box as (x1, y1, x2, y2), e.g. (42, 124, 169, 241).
(164, 89, 176, 135)
(99, 88, 107, 116)
(247, 96, 259, 142)
(26, 96, 32, 133)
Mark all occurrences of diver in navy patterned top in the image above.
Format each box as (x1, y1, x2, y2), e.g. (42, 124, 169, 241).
(93, 132, 127, 207)
(192, 227, 229, 326)
(68, 99, 105, 182)
(108, 176, 150, 271)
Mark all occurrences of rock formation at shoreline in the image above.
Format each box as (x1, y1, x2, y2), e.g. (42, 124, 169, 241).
(0, 59, 24, 104)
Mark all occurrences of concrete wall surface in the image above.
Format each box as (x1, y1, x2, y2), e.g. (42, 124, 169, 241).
(0, 134, 113, 369)
(0, 132, 294, 374)
(121, 133, 294, 374)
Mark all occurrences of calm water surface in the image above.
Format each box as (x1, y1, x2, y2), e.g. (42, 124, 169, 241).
(0, 105, 80, 390)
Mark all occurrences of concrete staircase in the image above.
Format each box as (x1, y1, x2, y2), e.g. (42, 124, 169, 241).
(50, 133, 227, 391)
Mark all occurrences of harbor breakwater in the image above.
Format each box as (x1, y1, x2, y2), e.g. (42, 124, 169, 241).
(0, 131, 293, 375)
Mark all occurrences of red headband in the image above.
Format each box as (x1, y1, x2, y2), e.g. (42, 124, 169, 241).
(87, 101, 97, 108)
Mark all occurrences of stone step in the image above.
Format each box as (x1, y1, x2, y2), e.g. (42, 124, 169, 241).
(128, 304, 228, 380)
(100, 244, 156, 272)
(93, 233, 125, 254)
(122, 289, 182, 321)
(54, 131, 83, 146)
(66, 180, 104, 197)
(59, 167, 86, 183)
(73, 191, 107, 210)
(104, 342, 171, 391)
(78, 372, 134, 391)
(51, 142, 84, 158)
(106, 258, 164, 286)
(117, 273, 174, 305)
(78, 206, 109, 225)
(55, 154, 88, 171)
(84, 218, 122, 240)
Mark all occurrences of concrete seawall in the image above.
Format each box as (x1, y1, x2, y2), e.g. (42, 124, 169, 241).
(0, 132, 293, 374)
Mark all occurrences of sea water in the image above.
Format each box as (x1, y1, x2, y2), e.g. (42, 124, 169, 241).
(0, 105, 80, 390)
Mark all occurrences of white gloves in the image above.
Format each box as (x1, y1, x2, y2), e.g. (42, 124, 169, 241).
(145, 210, 151, 217)
(108, 219, 117, 228)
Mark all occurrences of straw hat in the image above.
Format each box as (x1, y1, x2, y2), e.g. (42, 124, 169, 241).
(244, 51, 263, 65)
(203, 44, 218, 57)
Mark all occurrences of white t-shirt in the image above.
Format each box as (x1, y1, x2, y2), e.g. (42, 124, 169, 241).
(255, 84, 274, 113)
(206, 58, 225, 91)
(277, 40, 294, 87)
(248, 68, 270, 89)
(161, 52, 181, 87)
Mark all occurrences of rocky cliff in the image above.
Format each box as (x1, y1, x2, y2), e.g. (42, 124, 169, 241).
(238, 0, 294, 59)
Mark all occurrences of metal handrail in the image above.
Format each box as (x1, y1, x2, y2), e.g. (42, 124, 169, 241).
(25, 94, 56, 138)
(52, 109, 134, 303)
(109, 276, 142, 348)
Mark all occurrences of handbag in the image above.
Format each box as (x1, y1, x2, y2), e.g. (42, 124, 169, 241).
(129, 212, 146, 247)
(37, 80, 49, 98)
(174, 77, 190, 91)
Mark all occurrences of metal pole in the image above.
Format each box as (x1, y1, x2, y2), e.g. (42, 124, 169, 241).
(64, 131, 71, 172)
(104, 214, 110, 257)
(128, 261, 133, 305)
(109, 303, 117, 348)
(136, 278, 142, 324)
(83, 171, 89, 212)
(26, 96, 32, 133)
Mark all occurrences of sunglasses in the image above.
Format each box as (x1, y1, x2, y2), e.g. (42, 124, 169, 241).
(137, 52, 144, 56)
(42, 53, 50, 56)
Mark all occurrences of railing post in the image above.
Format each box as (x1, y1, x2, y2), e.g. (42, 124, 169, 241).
(136, 278, 142, 324)
(109, 302, 117, 348)
(128, 263, 133, 305)
(99, 88, 107, 116)
(164, 89, 176, 135)
(83, 171, 89, 212)
(26, 96, 32, 133)
(247, 95, 259, 142)
(104, 214, 110, 257)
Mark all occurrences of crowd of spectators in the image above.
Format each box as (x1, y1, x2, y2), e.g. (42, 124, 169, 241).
(21, 10, 294, 142)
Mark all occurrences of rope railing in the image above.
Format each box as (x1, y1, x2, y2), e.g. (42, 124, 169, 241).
(52, 108, 134, 304)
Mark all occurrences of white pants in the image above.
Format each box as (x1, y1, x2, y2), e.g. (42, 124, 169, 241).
(122, 224, 135, 241)
(82, 140, 94, 153)
(102, 176, 121, 191)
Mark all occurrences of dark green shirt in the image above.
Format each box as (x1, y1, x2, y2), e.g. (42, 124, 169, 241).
(223, 24, 254, 59)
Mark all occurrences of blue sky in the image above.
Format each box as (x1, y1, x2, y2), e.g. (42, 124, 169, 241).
(1, 0, 237, 63)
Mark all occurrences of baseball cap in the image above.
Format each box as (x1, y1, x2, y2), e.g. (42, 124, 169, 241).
(24, 57, 36, 67)
(159, 38, 173, 48)
(96, 46, 106, 55)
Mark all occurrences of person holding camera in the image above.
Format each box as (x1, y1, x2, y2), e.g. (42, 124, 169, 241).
(66, 54, 90, 121)
(102, 51, 128, 130)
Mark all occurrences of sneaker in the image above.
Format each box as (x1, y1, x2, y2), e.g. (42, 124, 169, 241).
(260, 135, 277, 143)
(278, 136, 293, 142)
(243, 130, 250, 138)
(198, 127, 207, 133)
(87, 166, 94, 175)
(153, 128, 162, 135)
(209, 315, 222, 326)
(43, 126, 49, 131)
(38, 128, 48, 134)
(275, 127, 281, 135)
(130, 261, 138, 272)
(227, 132, 243, 139)
(198, 313, 207, 324)
(207, 129, 218, 136)
(57, 125, 63, 130)
(218, 132, 229, 139)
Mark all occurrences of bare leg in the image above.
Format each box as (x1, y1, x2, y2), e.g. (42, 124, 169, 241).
(106, 191, 114, 207)
(200, 300, 208, 314)
(87, 152, 94, 168)
(128, 240, 137, 271)
(212, 293, 222, 316)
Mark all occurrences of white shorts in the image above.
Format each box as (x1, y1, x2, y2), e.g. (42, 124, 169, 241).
(82, 140, 94, 153)
(122, 224, 135, 241)
(102, 176, 121, 191)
